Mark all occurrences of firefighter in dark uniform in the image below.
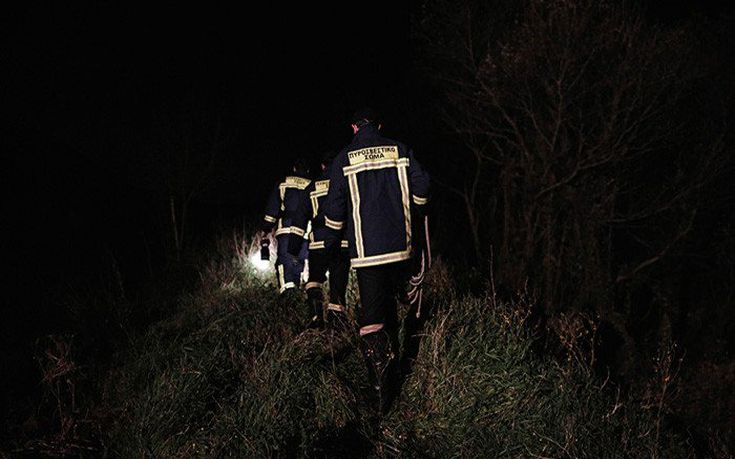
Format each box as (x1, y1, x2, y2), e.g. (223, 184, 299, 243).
(261, 158, 311, 295)
(289, 151, 351, 329)
(322, 108, 430, 413)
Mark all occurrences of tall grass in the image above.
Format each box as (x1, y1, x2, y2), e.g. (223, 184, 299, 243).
(88, 234, 695, 457)
(11, 231, 706, 457)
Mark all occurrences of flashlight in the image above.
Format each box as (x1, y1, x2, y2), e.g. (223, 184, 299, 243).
(260, 238, 270, 261)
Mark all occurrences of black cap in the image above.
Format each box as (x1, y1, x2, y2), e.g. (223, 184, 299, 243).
(293, 158, 310, 176)
(350, 107, 379, 126)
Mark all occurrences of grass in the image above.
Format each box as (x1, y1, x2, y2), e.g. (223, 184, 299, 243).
(7, 232, 706, 457)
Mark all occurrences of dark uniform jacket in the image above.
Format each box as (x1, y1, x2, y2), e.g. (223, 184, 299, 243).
(291, 171, 349, 250)
(322, 124, 430, 268)
(262, 174, 312, 237)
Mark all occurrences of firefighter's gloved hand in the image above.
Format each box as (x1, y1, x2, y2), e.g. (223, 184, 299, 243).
(287, 233, 304, 256)
(261, 220, 275, 234)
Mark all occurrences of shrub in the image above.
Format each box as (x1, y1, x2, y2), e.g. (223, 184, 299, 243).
(92, 238, 694, 457)
(7, 232, 704, 457)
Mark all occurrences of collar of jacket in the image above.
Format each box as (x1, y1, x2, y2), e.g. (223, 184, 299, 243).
(288, 173, 310, 180)
(354, 124, 380, 139)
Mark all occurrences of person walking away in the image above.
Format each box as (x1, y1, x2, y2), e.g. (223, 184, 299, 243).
(322, 108, 430, 413)
(261, 158, 311, 297)
(289, 151, 351, 329)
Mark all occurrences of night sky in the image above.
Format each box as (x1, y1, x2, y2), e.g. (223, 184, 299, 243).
(1, 2, 418, 390)
(2, 7, 413, 273)
(3, 0, 728, 285)
(3, 2, 412, 218)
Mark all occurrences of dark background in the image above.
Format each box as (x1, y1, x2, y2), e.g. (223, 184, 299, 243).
(2, 1, 420, 418)
(1, 7, 412, 315)
(1, 0, 733, 438)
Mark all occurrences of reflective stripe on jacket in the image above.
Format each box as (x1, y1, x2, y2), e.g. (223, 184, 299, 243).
(262, 175, 311, 236)
(292, 173, 348, 250)
(322, 125, 430, 268)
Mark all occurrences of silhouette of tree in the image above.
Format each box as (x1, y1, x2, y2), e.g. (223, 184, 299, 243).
(416, 0, 726, 374)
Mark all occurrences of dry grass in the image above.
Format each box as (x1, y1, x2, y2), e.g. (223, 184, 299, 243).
(5, 232, 715, 457)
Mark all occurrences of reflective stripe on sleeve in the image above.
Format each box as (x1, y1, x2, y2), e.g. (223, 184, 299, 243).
(325, 217, 344, 230)
(289, 226, 305, 237)
(412, 195, 428, 205)
(350, 249, 413, 269)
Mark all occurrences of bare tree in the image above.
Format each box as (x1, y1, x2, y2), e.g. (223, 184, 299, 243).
(416, 0, 725, 372)
(136, 95, 230, 263)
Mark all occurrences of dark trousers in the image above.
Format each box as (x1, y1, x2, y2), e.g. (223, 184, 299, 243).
(306, 247, 350, 308)
(355, 261, 408, 328)
(276, 234, 307, 293)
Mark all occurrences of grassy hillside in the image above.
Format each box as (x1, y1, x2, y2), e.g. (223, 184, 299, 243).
(8, 235, 702, 457)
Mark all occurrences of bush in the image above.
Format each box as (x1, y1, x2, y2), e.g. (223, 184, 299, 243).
(90, 240, 695, 457)
(6, 232, 706, 457)
(381, 296, 690, 457)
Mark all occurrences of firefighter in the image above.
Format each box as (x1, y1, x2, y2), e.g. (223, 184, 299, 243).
(261, 158, 311, 296)
(322, 108, 430, 413)
(288, 151, 351, 330)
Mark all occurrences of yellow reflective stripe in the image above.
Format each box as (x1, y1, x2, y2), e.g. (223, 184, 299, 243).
(310, 195, 319, 218)
(397, 165, 412, 250)
(348, 174, 364, 259)
(283, 176, 311, 189)
(264, 215, 277, 223)
(327, 303, 344, 312)
(278, 184, 286, 211)
(278, 177, 312, 211)
(289, 226, 305, 237)
(305, 281, 323, 290)
(325, 217, 344, 230)
(314, 179, 330, 192)
(347, 146, 399, 165)
(310, 190, 328, 198)
(279, 282, 296, 293)
(309, 240, 346, 250)
(342, 157, 410, 176)
(276, 226, 305, 236)
(277, 264, 286, 291)
(350, 249, 412, 268)
(412, 195, 428, 205)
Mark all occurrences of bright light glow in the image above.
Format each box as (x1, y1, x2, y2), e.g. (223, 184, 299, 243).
(250, 253, 271, 271)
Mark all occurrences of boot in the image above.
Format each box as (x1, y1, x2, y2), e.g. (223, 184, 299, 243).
(278, 286, 303, 307)
(360, 329, 399, 415)
(306, 287, 325, 330)
(325, 304, 348, 332)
